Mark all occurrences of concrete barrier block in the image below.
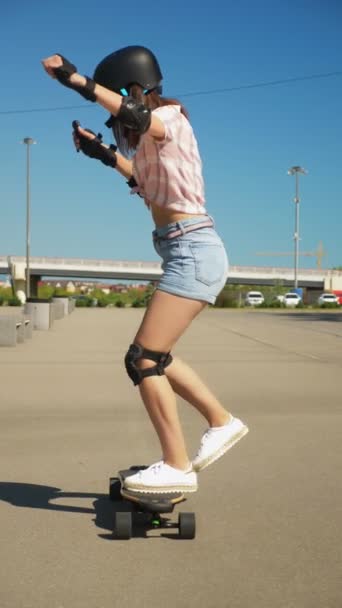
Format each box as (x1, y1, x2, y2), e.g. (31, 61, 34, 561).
(68, 298, 75, 313)
(23, 317, 33, 339)
(0, 316, 18, 347)
(52, 296, 70, 316)
(16, 320, 25, 343)
(51, 299, 65, 320)
(24, 299, 52, 331)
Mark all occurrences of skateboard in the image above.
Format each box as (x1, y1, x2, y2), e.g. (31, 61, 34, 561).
(109, 466, 196, 539)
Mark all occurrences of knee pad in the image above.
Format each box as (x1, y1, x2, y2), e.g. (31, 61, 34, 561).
(124, 343, 173, 386)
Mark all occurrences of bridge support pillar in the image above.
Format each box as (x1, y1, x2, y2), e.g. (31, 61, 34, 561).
(10, 261, 40, 299)
(324, 274, 342, 291)
(13, 278, 25, 299)
(29, 275, 40, 298)
(13, 275, 40, 300)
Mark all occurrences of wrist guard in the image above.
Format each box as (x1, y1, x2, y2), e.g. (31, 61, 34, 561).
(53, 55, 96, 102)
(117, 96, 151, 133)
(73, 121, 117, 168)
(127, 176, 143, 197)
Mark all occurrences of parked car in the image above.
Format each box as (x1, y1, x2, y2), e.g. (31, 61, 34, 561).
(283, 292, 302, 307)
(245, 291, 264, 306)
(317, 293, 340, 306)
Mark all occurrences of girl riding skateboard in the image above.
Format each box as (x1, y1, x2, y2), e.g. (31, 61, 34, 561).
(42, 46, 248, 494)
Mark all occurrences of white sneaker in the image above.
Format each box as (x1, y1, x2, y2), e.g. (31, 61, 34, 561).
(123, 461, 198, 494)
(192, 417, 249, 472)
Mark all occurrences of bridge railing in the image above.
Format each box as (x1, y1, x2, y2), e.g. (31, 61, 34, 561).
(0, 256, 161, 269)
(1, 256, 342, 279)
(229, 265, 332, 277)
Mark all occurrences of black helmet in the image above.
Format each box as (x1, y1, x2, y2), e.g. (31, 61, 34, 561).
(93, 45, 163, 95)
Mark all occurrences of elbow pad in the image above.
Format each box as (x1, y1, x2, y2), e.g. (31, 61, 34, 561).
(116, 96, 151, 134)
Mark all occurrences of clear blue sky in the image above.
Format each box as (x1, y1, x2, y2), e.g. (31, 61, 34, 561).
(1, 0, 341, 270)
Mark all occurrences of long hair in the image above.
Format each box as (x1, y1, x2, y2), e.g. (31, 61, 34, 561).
(112, 86, 189, 157)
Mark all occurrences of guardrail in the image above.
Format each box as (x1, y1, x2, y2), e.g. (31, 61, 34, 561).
(0, 256, 161, 269)
(1, 256, 342, 284)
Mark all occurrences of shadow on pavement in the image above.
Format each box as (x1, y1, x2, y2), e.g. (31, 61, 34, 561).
(0, 482, 181, 540)
(0, 481, 115, 536)
(269, 311, 342, 322)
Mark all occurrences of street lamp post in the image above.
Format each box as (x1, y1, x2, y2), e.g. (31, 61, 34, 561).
(22, 137, 36, 299)
(287, 166, 307, 290)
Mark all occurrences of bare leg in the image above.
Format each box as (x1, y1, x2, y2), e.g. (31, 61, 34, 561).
(165, 357, 232, 427)
(136, 374, 189, 469)
(133, 290, 206, 470)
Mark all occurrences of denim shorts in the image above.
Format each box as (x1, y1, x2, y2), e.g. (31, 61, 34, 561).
(152, 215, 229, 304)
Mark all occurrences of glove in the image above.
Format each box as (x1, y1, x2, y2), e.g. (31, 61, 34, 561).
(53, 55, 96, 102)
(72, 121, 117, 168)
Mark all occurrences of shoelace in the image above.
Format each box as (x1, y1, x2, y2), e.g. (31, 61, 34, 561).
(200, 423, 230, 446)
(139, 460, 164, 477)
(200, 429, 212, 445)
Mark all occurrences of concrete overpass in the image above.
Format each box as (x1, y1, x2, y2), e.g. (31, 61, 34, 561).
(1, 256, 342, 295)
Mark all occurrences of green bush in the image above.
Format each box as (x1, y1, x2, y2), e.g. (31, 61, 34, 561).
(214, 291, 240, 308)
(130, 285, 155, 308)
(38, 285, 56, 299)
(319, 302, 340, 309)
(269, 300, 285, 308)
(8, 296, 22, 307)
(131, 297, 146, 308)
(54, 288, 70, 297)
(0, 287, 14, 304)
(75, 297, 93, 307)
(258, 300, 285, 308)
(115, 299, 125, 307)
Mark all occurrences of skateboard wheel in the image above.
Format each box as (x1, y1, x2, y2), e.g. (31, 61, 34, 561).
(178, 512, 196, 539)
(115, 512, 132, 539)
(109, 478, 122, 501)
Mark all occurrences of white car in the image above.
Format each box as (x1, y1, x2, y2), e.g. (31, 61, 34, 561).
(245, 291, 264, 306)
(317, 293, 339, 306)
(283, 292, 302, 307)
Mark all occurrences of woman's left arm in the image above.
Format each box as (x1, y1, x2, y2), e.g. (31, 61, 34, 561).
(41, 54, 165, 141)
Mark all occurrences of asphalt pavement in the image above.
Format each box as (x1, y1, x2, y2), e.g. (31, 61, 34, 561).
(0, 307, 341, 608)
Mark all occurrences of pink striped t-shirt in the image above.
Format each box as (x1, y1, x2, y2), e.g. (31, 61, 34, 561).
(132, 105, 206, 213)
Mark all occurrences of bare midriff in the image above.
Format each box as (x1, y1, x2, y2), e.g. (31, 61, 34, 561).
(150, 201, 205, 228)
